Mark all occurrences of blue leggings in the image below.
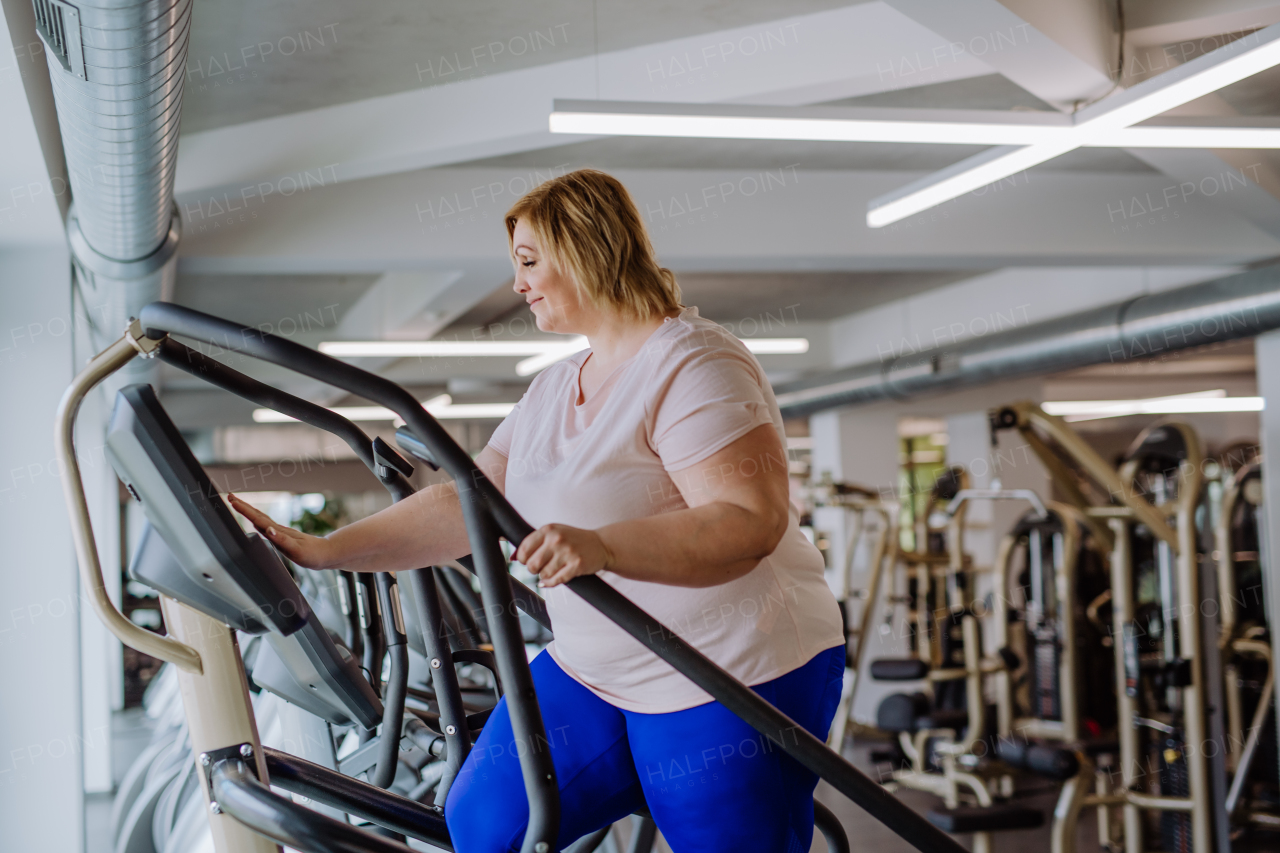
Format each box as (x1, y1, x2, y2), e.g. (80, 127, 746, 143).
(445, 646, 845, 853)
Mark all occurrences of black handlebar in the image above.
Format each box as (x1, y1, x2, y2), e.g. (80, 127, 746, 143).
(141, 302, 967, 853)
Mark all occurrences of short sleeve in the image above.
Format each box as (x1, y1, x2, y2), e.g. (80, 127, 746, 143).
(649, 348, 776, 472)
(485, 396, 524, 457)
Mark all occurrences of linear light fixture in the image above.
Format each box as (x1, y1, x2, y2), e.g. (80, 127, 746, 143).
(322, 336, 809, 377)
(318, 340, 580, 357)
(252, 393, 517, 423)
(551, 100, 1280, 149)
(514, 335, 809, 376)
(1042, 390, 1264, 422)
(868, 21, 1280, 226)
(551, 102, 1068, 145)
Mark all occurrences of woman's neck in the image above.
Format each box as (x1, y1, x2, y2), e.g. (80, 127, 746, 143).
(583, 310, 671, 373)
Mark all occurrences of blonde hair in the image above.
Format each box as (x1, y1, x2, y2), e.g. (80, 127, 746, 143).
(505, 169, 682, 320)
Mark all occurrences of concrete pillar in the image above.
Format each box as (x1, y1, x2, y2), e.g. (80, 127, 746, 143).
(0, 246, 83, 852)
(809, 408, 904, 726)
(1253, 330, 1280, 776)
(809, 408, 900, 583)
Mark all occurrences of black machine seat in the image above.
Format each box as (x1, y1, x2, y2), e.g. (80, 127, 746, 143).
(915, 708, 969, 731)
(926, 805, 1044, 833)
(112, 386, 382, 729)
(109, 385, 306, 635)
(995, 739, 1080, 780)
(875, 692, 968, 734)
(870, 658, 931, 681)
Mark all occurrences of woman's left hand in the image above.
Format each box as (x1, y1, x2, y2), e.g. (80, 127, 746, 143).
(516, 523, 613, 587)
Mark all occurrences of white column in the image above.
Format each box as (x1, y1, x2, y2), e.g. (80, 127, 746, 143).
(0, 246, 83, 853)
(809, 408, 905, 726)
(1254, 331, 1280, 777)
(809, 408, 901, 581)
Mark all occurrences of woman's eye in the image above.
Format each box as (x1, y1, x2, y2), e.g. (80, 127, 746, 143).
(522, 260, 535, 268)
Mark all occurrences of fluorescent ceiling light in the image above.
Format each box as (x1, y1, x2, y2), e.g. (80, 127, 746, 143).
(252, 393, 515, 423)
(1098, 127, 1280, 148)
(1042, 390, 1263, 422)
(514, 335, 810, 375)
(321, 335, 810, 377)
(318, 340, 576, 357)
(551, 110, 1062, 146)
(744, 337, 810, 354)
(552, 106, 1280, 150)
(514, 336, 591, 376)
(867, 22, 1280, 226)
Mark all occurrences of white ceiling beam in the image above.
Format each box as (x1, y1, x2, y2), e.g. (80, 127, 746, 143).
(173, 3, 994, 201)
(1121, 40, 1280, 239)
(1124, 0, 1280, 47)
(175, 165, 1280, 276)
(882, 1, 1280, 235)
(882, 0, 1116, 110)
(867, 20, 1280, 226)
(287, 270, 465, 404)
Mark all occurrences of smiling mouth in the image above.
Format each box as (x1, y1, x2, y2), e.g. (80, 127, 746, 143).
(528, 297, 543, 307)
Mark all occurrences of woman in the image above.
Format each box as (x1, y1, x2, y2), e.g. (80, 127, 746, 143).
(231, 169, 844, 853)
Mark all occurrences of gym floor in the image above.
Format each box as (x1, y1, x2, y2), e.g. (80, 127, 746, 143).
(85, 708, 1076, 853)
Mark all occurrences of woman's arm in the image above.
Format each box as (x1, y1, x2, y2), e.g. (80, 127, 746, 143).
(230, 446, 509, 573)
(517, 423, 790, 588)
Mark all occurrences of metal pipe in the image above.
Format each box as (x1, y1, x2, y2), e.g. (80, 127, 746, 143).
(372, 574, 409, 790)
(1050, 753, 1093, 853)
(1126, 792, 1195, 812)
(1055, 511, 1081, 742)
(1108, 518, 1144, 853)
(993, 534, 1016, 739)
(403, 570, 471, 803)
(1226, 646, 1275, 815)
(457, 488, 559, 853)
(846, 504, 892, 708)
(210, 758, 416, 853)
(776, 267, 1280, 416)
(37, 0, 191, 261)
(263, 748, 451, 848)
(1172, 434, 1212, 853)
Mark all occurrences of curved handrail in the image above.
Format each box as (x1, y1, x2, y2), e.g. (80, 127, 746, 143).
(54, 322, 202, 673)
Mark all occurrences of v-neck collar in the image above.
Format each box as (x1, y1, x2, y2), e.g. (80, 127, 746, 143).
(572, 312, 685, 409)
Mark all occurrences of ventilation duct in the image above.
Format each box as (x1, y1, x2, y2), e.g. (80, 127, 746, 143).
(774, 267, 1280, 417)
(35, 0, 190, 365)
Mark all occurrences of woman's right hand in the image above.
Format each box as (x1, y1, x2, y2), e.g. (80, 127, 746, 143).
(228, 493, 335, 570)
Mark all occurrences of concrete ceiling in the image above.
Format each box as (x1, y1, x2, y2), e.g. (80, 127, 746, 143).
(9, 0, 1280, 435)
(181, 0, 855, 132)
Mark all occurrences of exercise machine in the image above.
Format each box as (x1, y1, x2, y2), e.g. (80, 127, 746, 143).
(59, 306, 973, 853)
(992, 401, 1279, 852)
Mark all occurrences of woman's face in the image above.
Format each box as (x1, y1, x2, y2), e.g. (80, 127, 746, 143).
(511, 218, 590, 335)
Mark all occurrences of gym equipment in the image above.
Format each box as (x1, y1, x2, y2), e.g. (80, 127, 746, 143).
(813, 467, 1056, 852)
(802, 477, 898, 750)
(992, 401, 1280, 852)
(986, 498, 1114, 853)
(60, 307, 962, 853)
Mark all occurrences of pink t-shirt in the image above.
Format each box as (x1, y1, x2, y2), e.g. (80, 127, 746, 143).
(488, 307, 843, 712)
